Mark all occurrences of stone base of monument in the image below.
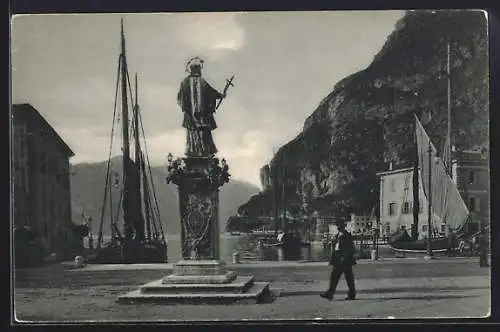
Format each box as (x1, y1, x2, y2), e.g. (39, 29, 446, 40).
(117, 260, 274, 305)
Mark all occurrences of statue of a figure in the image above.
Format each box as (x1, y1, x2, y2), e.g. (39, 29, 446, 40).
(177, 57, 226, 157)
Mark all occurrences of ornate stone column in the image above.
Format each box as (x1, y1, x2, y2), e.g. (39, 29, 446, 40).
(166, 155, 229, 260)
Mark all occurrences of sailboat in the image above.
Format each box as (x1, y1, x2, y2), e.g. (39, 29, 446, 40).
(264, 150, 309, 258)
(388, 42, 471, 255)
(88, 20, 167, 264)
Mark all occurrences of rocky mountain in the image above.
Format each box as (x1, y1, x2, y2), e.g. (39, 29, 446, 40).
(238, 10, 488, 220)
(70, 157, 260, 236)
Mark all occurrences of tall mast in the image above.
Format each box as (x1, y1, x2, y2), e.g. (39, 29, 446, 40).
(134, 74, 141, 167)
(109, 172, 114, 238)
(446, 41, 452, 175)
(141, 152, 152, 241)
(272, 146, 279, 236)
(273, 166, 278, 236)
(120, 18, 132, 242)
(412, 134, 420, 241)
(426, 141, 433, 258)
(133, 73, 144, 241)
(282, 153, 287, 233)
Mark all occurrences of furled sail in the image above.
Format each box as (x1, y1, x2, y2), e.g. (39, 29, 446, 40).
(414, 115, 469, 231)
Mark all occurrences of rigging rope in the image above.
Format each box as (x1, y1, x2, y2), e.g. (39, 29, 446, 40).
(115, 187, 123, 224)
(126, 69, 136, 123)
(97, 56, 122, 249)
(138, 110, 166, 240)
(126, 67, 165, 242)
(109, 54, 135, 242)
(129, 71, 166, 242)
(142, 169, 159, 238)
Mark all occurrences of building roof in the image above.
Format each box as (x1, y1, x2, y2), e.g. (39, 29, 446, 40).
(376, 167, 413, 177)
(12, 103, 75, 157)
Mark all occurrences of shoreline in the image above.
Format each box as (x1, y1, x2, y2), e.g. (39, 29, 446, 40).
(54, 256, 481, 272)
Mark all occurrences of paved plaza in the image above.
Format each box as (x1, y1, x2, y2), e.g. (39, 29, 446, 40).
(13, 257, 490, 322)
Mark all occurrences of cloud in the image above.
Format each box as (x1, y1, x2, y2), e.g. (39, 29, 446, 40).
(214, 129, 285, 187)
(59, 127, 114, 163)
(12, 11, 404, 188)
(174, 12, 245, 52)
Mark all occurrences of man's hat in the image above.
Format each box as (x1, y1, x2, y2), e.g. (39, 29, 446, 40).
(186, 56, 204, 72)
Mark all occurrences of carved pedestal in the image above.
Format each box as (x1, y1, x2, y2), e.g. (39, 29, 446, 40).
(117, 155, 273, 305)
(177, 157, 222, 260)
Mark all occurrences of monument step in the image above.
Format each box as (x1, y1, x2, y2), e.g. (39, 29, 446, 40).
(117, 282, 271, 305)
(163, 271, 237, 284)
(141, 276, 254, 294)
(173, 260, 227, 276)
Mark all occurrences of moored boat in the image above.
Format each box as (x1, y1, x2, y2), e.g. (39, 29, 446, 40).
(87, 19, 167, 264)
(388, 42, 474, 256)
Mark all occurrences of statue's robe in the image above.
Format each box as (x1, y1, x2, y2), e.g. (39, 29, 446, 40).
(177, 74, 223, 157)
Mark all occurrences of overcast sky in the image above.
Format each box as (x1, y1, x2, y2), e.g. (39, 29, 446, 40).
(12, 11, 404, 188)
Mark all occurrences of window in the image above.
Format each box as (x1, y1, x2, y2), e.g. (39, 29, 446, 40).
(402, 202, 411, 214)
(388, 202, 397, 216)
(468, 171, 475, 184)
(469, 197, 476, 211)
(440, 224, 446, 233)
(390, 179, 396, 192)
(385, 224, 391, 234)
(469, 197, 480, 212)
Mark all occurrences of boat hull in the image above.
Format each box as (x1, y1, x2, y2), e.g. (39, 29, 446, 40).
(87, 241, 168, 264)
(388, 236, 450, 256)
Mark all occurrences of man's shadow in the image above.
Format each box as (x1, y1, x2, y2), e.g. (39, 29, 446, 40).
(279, 285, 488, 300)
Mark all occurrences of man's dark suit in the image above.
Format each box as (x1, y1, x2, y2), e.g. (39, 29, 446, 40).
(323, 230, 357, 300)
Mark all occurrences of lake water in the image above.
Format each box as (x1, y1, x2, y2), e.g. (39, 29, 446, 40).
(85, 234, 392, 262)
(148, 234, 331, 262)
(86, 234, 332, 262)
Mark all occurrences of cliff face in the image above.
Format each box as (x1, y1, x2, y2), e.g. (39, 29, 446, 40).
(239, 10, 488, 219)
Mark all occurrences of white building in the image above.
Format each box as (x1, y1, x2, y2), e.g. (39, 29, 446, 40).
(377, 150, 489, 240)
(377, 167, 441, 240)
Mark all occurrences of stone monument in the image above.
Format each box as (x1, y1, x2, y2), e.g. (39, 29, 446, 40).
(117, 57, 272, 304)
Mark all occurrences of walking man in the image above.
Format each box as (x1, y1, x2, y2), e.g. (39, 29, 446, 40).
(321, 219, 357, 301)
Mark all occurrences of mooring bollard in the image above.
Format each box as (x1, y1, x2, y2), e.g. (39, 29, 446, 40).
(46, 252, 58, 263)
(74, 255, 85, 268)
(232, 251, 240, 264)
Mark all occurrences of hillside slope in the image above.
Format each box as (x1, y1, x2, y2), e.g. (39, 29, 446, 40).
(70, 157, 260, 236)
